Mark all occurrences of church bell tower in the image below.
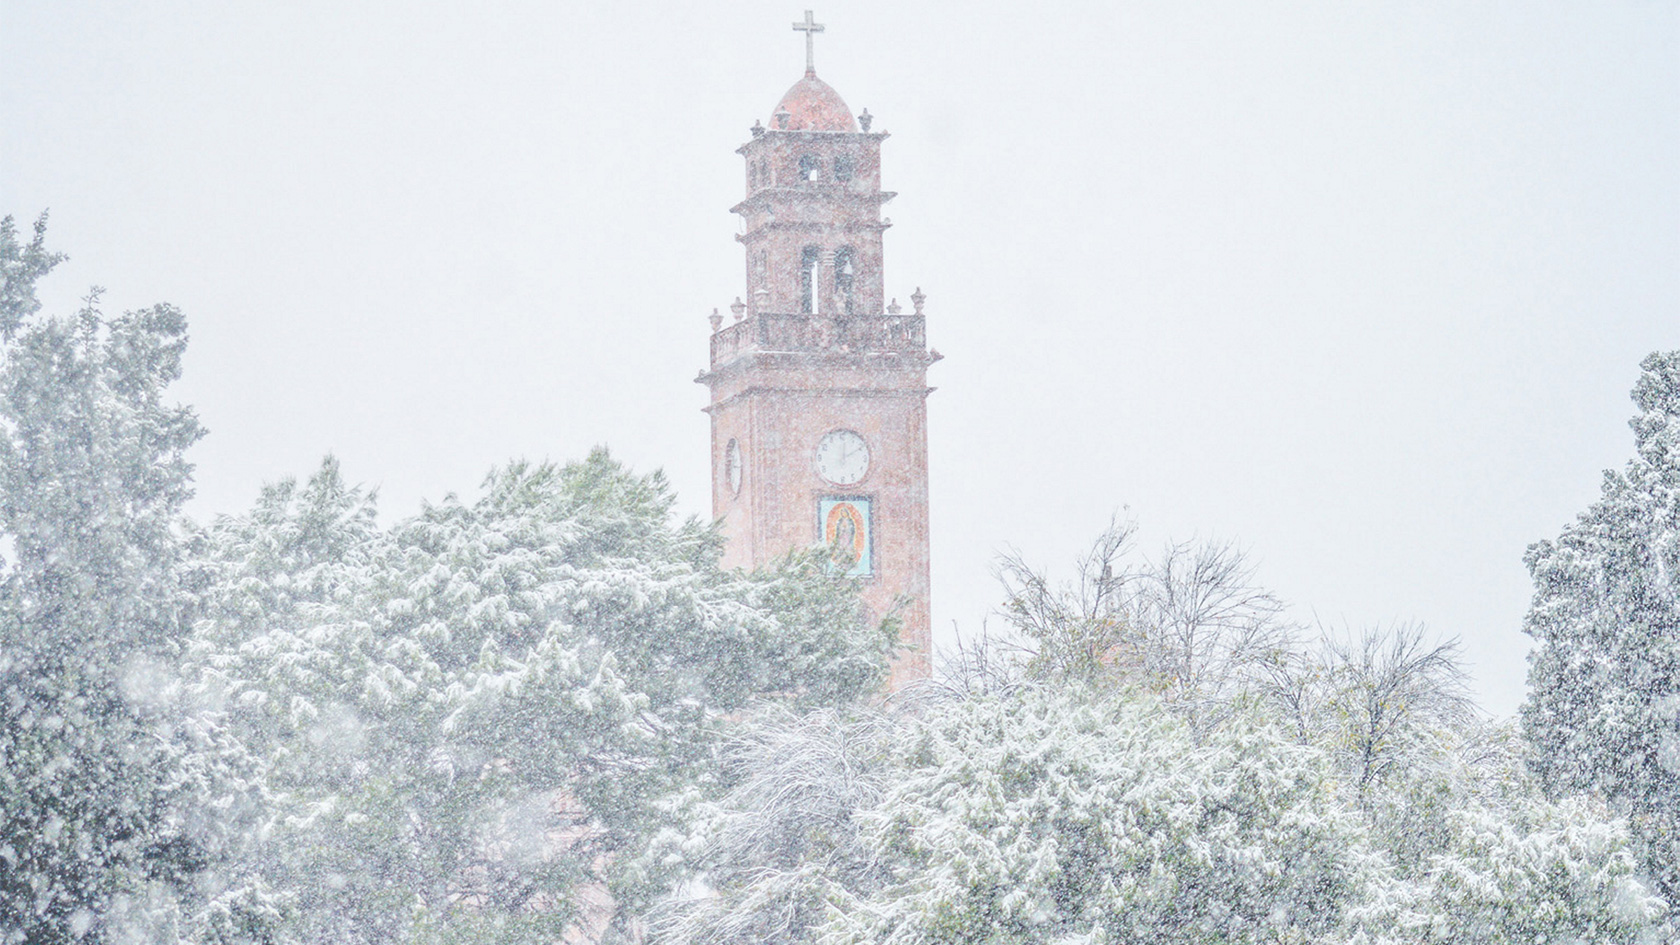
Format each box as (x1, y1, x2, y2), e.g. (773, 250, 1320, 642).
(699, 13, 935, 686)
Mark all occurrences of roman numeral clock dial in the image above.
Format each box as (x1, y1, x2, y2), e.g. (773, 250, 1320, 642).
(816, 429, 869, 485)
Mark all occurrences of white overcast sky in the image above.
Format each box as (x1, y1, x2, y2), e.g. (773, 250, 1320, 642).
(3, 1, 1675, 716)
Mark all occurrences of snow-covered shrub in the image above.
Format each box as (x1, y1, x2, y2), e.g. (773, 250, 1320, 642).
(828, 688, 1372, 945)
(1417, 794, 1666, 943)
(660, 685, 1385, 945)
(661, 684, 1675, 945)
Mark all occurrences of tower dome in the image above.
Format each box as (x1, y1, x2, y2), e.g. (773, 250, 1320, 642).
(772, 73, 858, 132)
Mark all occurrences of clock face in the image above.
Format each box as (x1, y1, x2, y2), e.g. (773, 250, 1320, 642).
(816, 430, 869, 485)
(725, 438, 743, 495)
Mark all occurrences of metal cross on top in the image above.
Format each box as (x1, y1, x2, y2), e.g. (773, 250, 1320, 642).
(793, 10, 824, 75)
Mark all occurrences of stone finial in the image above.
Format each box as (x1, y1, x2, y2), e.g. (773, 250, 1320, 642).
(858, 108, 873, 132)
(910, 287, 926, 315)
(887, 298, 902, 315)
(751, 119, 765, 138)
(708, 308, 722, 332)
(774, 107, 791, 130)
(730, 297, 746, 321)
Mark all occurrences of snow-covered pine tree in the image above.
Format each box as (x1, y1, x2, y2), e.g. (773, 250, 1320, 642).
(0, 215, 211, 943)
(183, 450, 896, 944)
(1522, 350, 1680, 907)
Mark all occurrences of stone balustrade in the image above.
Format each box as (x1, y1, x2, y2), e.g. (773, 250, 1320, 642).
(710, 311, 926, 366)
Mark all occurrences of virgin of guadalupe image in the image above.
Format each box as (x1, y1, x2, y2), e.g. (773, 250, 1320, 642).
(832, 512, 857, 558)
(823, 500, 869, 575)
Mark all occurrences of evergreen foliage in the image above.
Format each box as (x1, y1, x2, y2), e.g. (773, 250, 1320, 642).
(0, 214, 213, 943)
(181, 451, 895, 943)
(1522, 350, 1680, 906)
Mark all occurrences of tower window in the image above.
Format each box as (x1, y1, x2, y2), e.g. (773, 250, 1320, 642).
(834, 247, 856, 315)
(833, 155, 854, 182)
(800, 246, 821, 314)
(759, 159, 771, 185)
(798, 154, 821, 182)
